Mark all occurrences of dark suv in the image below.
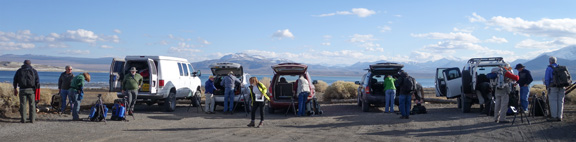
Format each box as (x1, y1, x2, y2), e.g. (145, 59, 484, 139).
(355, 63, 404, 112)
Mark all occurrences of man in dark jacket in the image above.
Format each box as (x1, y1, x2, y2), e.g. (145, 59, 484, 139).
(396, 71, 414, 119)
(57, 65, 74, 114)
(13, 60, 39, 123)
(515, 63, 533, 113)
(220, 71, 241, 114)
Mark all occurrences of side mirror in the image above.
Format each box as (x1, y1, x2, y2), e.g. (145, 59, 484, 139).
(193, 70, 202, 77)
(355, 81, 361, 85)
(312, 80, 318, 84)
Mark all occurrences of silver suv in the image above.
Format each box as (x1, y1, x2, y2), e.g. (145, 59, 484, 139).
(435, 57, 509, 113)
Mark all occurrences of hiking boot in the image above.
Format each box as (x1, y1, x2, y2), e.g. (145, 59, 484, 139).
(256, 121, 263, 128)
(247, 121, 255, 127)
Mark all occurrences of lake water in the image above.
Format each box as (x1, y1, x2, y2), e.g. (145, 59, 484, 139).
(1, 71, 543, 89)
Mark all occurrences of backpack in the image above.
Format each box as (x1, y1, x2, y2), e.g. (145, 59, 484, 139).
(402, 76, 416, 94)
(489, 68, 509, 90)
(410, 104, 427, 114)
(111, 102, 126, 121)
(89, 104, 108, 122)
(18, 68, 36, 88)
(550, 65, 572, 87)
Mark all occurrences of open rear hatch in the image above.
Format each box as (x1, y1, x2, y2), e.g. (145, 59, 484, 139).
(272, 63, 308, 74)
(209, 62, 243, 76)
(369, 62, 404, 75)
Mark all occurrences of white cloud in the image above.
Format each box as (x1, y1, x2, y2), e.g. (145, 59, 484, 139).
(472, 13, 576, 38)
(314, 8, 376, 18)
(349, 34, 376, 43)
(198, 38, 211, 45)
(379, 26, 391, 32)
(411, 32, 480, 42)
(0, 29, 120, 52)
(321, 42, 331, 46)
(468, 12, 486, 23)
(100, 45, 114, 48)
(60, 49, 90, 55)
(484, 36, 508, 43)
(453, 27, 475, 33)
(169, 47, 201, 53)
(272, 29, 295, 39)
(113, 29, 122, 34)
(515, 38, 576, 49)
(0, 42, 35, 50)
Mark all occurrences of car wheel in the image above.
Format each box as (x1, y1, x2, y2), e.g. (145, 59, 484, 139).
(164, 91, 177, 112)
(192, 91, 201, 107)
(461, 95, 471, 113)
(362, 100, 369, 112)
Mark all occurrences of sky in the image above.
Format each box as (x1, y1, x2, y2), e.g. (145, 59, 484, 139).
(1, 0, 576, 66)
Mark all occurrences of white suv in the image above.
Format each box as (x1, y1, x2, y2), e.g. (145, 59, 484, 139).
(109, 56, 203, 112)
(435, 57, 508, 113)
(209, 62, 250, 108)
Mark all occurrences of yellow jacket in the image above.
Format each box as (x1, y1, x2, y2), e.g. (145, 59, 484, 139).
(250, 83, 270, 106)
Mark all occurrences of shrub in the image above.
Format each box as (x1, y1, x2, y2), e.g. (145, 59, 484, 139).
(323, 81, 358, 102)
(260, 77, 271, 88)
(0, 83, 19, 118)
(314, 80, 328, 93)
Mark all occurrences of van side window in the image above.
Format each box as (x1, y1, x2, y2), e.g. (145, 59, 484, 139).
(187, 64, 194, 76)
(182, 63, 189, 76)
(178, 63, 184, 76)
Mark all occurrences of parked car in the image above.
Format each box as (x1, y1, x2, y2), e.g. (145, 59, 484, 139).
(209, 62, 251, 109)
(355, 62, 404, 112)
(267, 63, 318, 115)
(435, 57, 509, 113)
(109, 56, 202, 112)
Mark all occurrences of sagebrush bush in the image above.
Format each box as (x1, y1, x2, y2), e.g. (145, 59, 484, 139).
(323, 81, 358, 102)
(0, 83, 54, 118)
(260, 77, 271, 88)
(314, 80, 328, 93)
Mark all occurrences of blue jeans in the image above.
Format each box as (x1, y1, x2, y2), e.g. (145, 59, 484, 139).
(385, 89, 396, 112)
(520, 86, 529, 111)
(224, 87, 235, 112)
(398, 94, 412, 117)
(59, 89, 70, 112)
(69, 89, 82, 120)
(298, 92, 309, 116)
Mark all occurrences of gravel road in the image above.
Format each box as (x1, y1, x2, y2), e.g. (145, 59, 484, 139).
(1, 102, 575, 142)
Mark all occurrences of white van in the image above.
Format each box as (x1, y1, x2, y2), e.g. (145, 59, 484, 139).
(109, 56, 202, 112)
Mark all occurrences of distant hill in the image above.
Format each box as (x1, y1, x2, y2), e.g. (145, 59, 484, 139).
(2, 45, 576, 78)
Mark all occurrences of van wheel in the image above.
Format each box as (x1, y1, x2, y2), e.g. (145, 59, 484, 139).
(362, 101, 369, 112)
(165, 91, 177, 112)
(192, 91, 201, 107)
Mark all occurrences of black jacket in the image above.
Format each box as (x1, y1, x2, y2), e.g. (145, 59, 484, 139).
(517, 69, 533, 87)
(13, 64, 40, 89)
(58, 72, 74, 90)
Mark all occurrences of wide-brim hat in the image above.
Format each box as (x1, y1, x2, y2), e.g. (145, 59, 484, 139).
(209, 75, 214, 79)
(129, 67, 137, 71)
(514, 63, 525, 69)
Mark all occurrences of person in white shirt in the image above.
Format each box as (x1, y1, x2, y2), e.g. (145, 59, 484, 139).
(296, 75, 310, 117)
(246, 77, 270, 128)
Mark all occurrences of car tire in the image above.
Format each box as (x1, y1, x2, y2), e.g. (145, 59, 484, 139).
(462, 69, 473, 94)
(461, 95, 471, 113)
(362, 100, 369, 112)
(164, 91, 177, 112)
(192, 91, 201, 107)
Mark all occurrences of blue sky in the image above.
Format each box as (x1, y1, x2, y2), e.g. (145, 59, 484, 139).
(1, 1, 575, 66)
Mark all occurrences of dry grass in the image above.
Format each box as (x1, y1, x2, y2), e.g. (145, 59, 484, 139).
(0, 83, 55, 118)
(314, 80, 328, 93)
(322, 81, 359, 102)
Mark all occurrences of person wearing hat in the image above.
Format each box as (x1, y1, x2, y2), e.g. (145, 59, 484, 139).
(69, 72, 91, 121)
(122, 67, 143, 115)
(204, 75, 217, 114)
(515, 63, 533, 114)
(220, 71, 241, 114)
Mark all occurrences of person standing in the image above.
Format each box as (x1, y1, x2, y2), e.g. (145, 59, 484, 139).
(383, 75, 396, 113)
(221, 71, 241, 114)
(545, 56, 565, 122)
(57, 65, 74, 114)
(69, 72, 91, 121)
(296, 75, 310, 117)
(13, 60, 39, 123)
(515, 63, 533, 113)
(204, 75, 217, 114)
(122, 67, 143, 116)
(397, 71, 414, 119)
(246, 77, 270, 128)
(488, 66, 518, 123)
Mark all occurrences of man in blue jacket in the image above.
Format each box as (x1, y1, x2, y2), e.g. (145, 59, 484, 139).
(515, 63, 533, 113)
(545, 56, 564, 122)
(221, 71, 241, 114)
(204, 76, 217, 114)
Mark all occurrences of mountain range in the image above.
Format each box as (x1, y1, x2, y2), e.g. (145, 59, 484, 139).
(2, 45, 576, 79)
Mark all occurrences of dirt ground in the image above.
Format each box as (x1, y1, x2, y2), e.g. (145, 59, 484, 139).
(1, 91, 576, 142)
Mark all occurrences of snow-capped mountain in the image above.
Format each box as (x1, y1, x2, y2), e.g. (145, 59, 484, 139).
(544, 45, 576, 60)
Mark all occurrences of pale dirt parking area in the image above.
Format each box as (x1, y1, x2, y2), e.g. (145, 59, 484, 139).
(1, 100, 575, 142)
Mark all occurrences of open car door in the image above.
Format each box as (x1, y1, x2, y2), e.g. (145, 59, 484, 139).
(109, 58, 125, 92)
(435, 68, 449, 97)
(147, 58, 158, 94)
(271, 63, 308, 74)
(442, 67, 462, 98)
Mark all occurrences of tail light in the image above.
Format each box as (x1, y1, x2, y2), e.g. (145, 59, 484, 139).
(268, 87, 273, 97)
(365, 86, 371, 95)
(159, 80, 165, 87)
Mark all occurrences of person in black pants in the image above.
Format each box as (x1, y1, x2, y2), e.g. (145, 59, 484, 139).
(246, 77, 270, 128)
